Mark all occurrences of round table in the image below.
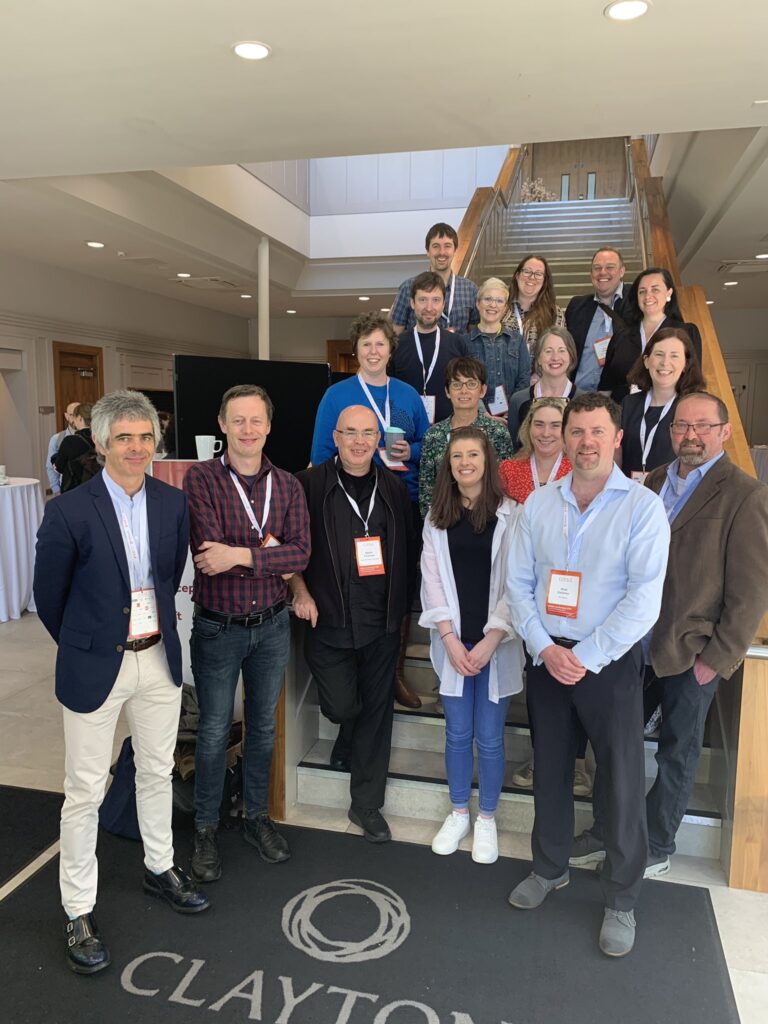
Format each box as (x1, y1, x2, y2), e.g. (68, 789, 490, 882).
(0, 478, 44, 622)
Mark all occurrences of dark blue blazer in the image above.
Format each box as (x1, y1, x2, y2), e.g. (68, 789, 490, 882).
(34, 472, 189, 713)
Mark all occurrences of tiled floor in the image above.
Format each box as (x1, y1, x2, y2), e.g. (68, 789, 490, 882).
(2, 613, 767, 1021)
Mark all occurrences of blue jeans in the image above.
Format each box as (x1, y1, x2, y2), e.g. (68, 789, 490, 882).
(442, 648, 511, 815)
(191, 608, 290, 828)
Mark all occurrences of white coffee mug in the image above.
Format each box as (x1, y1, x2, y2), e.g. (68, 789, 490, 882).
(195, 436, 223, 461)
(0, 465, 6, 479)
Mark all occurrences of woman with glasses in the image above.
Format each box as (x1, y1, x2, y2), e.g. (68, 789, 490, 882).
(599, 267, 703, 403)
(506, 326, 581, 447)
(503, 254, 565, 359)
(620, 327, 705, 481)
(418, 357, 515, 518)
(420, 426, 523, 863)
(465, 277, 531, 420)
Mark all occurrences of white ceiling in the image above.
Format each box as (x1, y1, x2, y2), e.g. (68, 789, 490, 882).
(1, 1, 768, 320)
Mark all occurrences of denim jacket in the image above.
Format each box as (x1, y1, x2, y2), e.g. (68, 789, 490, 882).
(466, 325, 531, 403)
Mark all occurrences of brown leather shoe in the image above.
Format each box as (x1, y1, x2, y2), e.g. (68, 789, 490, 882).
(394, 616, 421, 708)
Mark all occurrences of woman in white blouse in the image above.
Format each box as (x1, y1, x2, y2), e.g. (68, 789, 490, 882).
(420, 426, 523, 864)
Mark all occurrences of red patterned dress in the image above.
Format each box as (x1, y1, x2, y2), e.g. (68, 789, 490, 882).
(499, 455, 572, 505)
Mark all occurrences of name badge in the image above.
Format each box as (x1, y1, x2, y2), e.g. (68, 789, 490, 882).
(421, 394, 436, 424)
(488, 385, 509, 416)
(593, 335, 611, 367)
(630, 471, 648, 485)
(261, 532, 281, 548)
(355, 536, 385, 576)
(546, 570, 581, 619)
(378, 448, 407, 471)
(129, 587, 160, 639)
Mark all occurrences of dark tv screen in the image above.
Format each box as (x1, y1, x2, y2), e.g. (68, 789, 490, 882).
(173, 355, 330, 472)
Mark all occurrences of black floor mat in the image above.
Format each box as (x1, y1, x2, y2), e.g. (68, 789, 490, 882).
(0, 784, 62, 886)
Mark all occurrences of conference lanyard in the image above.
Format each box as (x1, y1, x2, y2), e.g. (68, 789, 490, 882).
(226, 460, 272, 541)
(640, 320, 664, 349)
(413, 326, 441, 394)
(118, 506, 146, 591)
(562, 499, 600, 570)
(639, 391, 675, 471)
(439, 274, 456, 323)
(336, 468, 378, 537)
(357, 373, 391, 432)
(511, 303, 524, 335)
(531, 452, 563, 490)
(534, 379, 572, 399)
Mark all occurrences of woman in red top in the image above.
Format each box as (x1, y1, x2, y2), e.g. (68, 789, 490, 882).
(499, 397, 571, 505)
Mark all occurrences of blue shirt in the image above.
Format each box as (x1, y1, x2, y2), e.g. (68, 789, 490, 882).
(659, 451, 725, 523)
(310, 375, 429, 502)
(102, 468, 154, 590)
(506, 464, 670, 674)
(390, 271, 479, 334)
(574, 286, 625, 392)
(46, 428, 69, 493)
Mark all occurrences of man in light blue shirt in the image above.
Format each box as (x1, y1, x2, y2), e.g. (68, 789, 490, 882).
(46, 401, 78, 495)
(506, 392, 669, 958)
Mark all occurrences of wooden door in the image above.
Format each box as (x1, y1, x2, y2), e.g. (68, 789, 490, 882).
(326, 340, 359, 374)
(531, 139, 627, 200)
(53, 341, 104, 426)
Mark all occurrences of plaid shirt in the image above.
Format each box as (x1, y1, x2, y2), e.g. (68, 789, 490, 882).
(390, 271, 480, 334)
(183, 453, 310, 615)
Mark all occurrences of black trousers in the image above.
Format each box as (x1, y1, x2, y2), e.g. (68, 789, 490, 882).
(528, 644, 647, 910)
(305, 630, 400, 810)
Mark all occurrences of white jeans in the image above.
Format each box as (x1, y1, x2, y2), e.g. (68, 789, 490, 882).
(60, 641, 182, 918)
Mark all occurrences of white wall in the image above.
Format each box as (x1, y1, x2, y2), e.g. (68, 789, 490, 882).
(269, 317, 353, 364)
(241, 160, 310, 214)
(712, 308, 768, 353)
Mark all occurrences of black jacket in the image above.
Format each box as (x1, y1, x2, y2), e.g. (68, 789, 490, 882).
(295, 459, 416, 633)
(565, 290, 633, 374)
(599, 317, 703, 403)
(620, 390, 678, 476)
(53, 428, 95, 493)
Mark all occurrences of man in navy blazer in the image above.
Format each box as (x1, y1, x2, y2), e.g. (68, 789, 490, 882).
(34, 389, 209, 976)
(565, 247, 631, 391)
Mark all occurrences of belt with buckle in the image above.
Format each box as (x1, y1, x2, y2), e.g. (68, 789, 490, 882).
(123, 633, 162, 653)
(551, 636, 578, 649)
(194, 602, 286, 628)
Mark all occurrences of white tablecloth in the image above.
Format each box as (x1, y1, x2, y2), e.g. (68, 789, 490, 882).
(0, 478, 44, 622)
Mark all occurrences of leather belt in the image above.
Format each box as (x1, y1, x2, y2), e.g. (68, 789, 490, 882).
(123, 633, 162, 653)
(195, 601, 286, 628)
(551, 636, 578, 649)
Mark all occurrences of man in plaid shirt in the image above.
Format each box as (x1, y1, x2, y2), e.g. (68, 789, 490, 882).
(183, 385, 310, 883)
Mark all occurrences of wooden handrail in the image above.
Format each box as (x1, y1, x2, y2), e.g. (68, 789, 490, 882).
(453, 146, 524, 277)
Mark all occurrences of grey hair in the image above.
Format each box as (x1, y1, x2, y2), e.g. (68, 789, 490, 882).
(91, 389, 161, 449)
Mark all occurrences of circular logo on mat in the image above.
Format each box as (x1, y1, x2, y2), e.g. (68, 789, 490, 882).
(281, 878, 411, 963)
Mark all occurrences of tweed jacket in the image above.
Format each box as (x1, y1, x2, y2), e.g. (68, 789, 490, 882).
(645, 454, 768, 679)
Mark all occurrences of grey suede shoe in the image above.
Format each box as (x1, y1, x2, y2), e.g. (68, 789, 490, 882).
(507, 870, 569, 909)
(599, 908, 636, 957)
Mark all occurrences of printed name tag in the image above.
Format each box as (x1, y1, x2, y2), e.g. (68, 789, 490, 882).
(593, 335, 611, 367)
(630, 471, 648, 485)
(421, 394, 436, 424)
(261, 532, 281, 548)
(378, 448, 407, 471)
(546, 570, 582, 619)
(355, 536, 385, 576)
(488, 385, 509, 416)
(129, 588, 160, 639)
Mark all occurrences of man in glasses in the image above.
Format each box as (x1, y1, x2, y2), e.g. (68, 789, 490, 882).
(565, 247, 630, 392)
(390, 222, 479, 337)
(571, 391, 768, 878)
(290, 405, 417, 843)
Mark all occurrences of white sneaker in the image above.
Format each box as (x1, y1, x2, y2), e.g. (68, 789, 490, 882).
(512, 759, 533, 788)
(472, 817, 498, 864)
(431, 812, 470, 855)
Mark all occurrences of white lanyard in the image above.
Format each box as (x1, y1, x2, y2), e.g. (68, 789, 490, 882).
(534, 379, 572, 399)
(119, 507, 144, 590)
(336, 468, 378, 537)
(639, 391, 675, 471)
(531, 452, 563, 490)
(640, 320, 663, 349)
(440, 274, 456, 322)
(226, 460, 272, 540)
(562, 499, 600, 570)
(357, 373, 391, 432)
(413, 326, 441, 394)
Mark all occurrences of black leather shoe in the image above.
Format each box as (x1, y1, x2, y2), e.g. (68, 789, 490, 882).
(64, 913, 111, 975)
(191, 826, 222, 883)
(243, 815, 291, 863)
(143, 866, 210, 913)
(348, 806, 391, 843)
(329, 739, 352, 772)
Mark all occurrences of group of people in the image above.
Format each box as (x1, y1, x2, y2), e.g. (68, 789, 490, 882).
(32, 218, 768, 976)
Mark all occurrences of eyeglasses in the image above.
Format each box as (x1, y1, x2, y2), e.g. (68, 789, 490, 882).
(335, 429, 379, 440)
(669, 421, 726, 437)
(519, 269, 545, 281)
(448, 379, 482, 392)
(480, 296, 507, 305)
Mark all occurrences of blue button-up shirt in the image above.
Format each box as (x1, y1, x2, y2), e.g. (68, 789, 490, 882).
(574, 286, 625, 392)
(102, 468, 154, 591)
(507, 464, 670, 674)
(659, 451, 725, 523)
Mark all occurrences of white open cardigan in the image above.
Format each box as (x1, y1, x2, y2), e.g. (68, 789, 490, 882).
(419, 497, 524, 701)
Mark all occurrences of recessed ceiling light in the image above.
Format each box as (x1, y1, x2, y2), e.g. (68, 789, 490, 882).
(232, 41, 271, 61)
(604, 1, 649, 21)
(286, 309, 297, 314)
(723, 281, 739, 287)
(240, 294, 252, 299)
(756, 253, 768, 259)
(176, 272, 191, 279)
(86, 240, 105, 249)
(380, 307, 391, 313)
(706, 300, 714, 305)
(752, 99, 768, 106)
(358, 296, 370, 301)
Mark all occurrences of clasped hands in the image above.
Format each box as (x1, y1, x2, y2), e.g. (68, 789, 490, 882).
(443, 632, 497, 676)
